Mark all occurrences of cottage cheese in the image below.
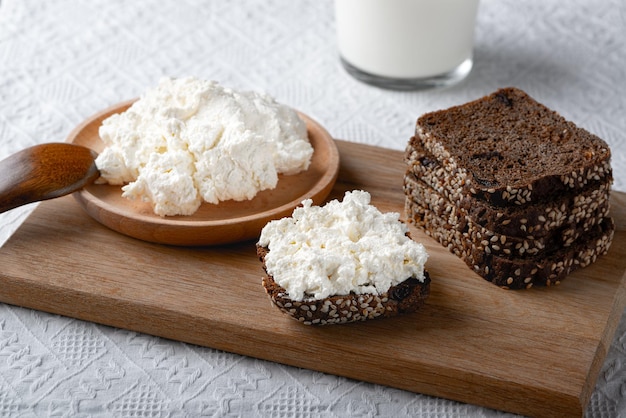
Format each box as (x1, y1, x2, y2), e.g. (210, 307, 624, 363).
(258, 190, 428, 302)
(95, 76, 313, 216)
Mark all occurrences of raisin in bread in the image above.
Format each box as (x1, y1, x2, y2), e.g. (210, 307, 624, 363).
(411, 87, 612, 207)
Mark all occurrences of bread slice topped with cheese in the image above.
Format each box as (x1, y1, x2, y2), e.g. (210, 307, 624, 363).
(404, 87, 615, 289)
(257, 190, 430, 325)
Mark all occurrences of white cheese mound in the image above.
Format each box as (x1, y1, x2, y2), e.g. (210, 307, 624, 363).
(258, 190, 429, 302)
(95, 76, 313, 216)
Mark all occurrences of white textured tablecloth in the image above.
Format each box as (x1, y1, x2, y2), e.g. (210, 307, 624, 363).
(0, 0, 624, 416)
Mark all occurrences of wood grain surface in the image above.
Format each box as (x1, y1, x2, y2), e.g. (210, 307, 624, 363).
(0, 140, 624, 417)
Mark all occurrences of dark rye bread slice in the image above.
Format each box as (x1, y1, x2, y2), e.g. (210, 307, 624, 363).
(257, 245, 430, 325)
(405, 184, 610, 259)
(405, 198, 615, 289)
(412, 87, 612, 207)
(405, 145, 612, 238)
(404, 173, 611, 255)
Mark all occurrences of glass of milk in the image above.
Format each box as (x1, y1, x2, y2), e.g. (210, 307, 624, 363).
(335, 0, 480, 90)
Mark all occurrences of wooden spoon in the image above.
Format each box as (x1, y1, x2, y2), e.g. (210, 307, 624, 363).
(0, 143, 100, 213)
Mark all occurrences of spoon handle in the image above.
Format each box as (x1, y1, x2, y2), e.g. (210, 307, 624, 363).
(0, 143, 99, 213)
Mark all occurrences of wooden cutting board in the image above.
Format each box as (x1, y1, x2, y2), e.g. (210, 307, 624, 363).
(0, 140, 624, 417)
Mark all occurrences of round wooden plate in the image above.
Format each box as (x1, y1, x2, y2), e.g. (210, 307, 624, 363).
(67, 100, 340, 246)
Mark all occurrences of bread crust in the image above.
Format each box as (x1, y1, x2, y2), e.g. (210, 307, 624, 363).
(257, 245, 430, 325)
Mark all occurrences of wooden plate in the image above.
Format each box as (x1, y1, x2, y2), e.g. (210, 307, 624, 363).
(66, 101, 340, 246)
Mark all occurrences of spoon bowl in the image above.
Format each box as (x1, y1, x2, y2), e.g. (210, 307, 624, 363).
(0, 143, 99, 213)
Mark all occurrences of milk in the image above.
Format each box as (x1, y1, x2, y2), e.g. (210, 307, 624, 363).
(335, 0, 479, 87)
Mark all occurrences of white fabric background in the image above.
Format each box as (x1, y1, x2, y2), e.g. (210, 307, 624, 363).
(0, 0, 624, 416)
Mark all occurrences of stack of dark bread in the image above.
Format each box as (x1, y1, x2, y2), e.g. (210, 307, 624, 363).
(404, 87, 615, 289)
